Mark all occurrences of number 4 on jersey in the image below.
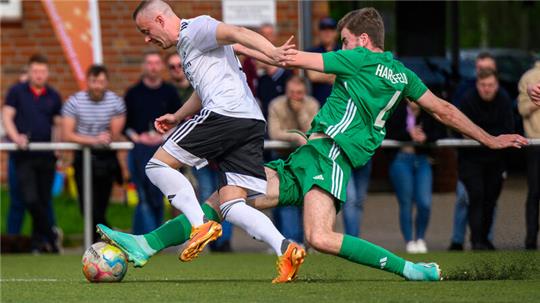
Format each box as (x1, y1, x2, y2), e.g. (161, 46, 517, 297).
(374, 90, 402, 128)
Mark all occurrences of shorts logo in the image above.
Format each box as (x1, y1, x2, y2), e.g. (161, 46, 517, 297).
(379, 257, 388, 269)
(313, 175, 325, 181)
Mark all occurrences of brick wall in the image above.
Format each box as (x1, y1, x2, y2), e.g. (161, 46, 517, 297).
(0, 1, 330, 185)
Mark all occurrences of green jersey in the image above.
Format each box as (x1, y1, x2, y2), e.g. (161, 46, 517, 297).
(307, 47, 428, 168)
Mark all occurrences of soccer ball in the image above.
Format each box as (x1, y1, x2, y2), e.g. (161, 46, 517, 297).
(82, 242, 128, 282)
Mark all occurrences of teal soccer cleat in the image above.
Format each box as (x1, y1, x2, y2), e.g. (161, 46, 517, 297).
(403, 262, 442, 281)
(96, 224, 155, 267)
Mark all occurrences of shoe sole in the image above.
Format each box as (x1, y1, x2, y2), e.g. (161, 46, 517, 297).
(179, 223, 223, 262)
(96, 226, 147, 268)
(434, 263, 443, 281)
(272, 246, 306, 284)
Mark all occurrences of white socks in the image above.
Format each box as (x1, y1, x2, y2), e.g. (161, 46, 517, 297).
(145, 158, 205, 226)
(220, 198, 285, 256)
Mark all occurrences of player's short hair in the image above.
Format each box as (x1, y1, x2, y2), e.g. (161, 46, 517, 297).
(87, 64, 109, 79)
(133, 0, 172, 20)
(337, 7, 385, 49)
(476, 52, 495, 62)
(286, 75, 307, 88)
(28, 54, 48, 66)
(477, 68, 498, 81)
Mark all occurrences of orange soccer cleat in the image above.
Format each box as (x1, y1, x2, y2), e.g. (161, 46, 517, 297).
(179, 220, 222, 262)
(272, 241, 306, 283)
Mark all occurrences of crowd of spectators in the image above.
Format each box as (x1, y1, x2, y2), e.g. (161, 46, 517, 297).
(2, 17, 539, 254)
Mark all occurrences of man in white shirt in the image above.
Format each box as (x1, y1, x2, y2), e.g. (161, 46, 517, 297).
(97, 0, 304, 283)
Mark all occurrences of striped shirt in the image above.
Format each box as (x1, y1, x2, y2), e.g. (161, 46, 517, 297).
(62, 90, 126, 136)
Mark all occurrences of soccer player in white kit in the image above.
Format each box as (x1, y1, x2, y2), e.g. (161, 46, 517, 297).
(97, 0, 306, 283)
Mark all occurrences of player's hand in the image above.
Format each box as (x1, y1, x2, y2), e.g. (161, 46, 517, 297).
(528, 82, 540, 106)
(486, 134, 529, 149)
(154, 114, 179, 134)
(272, 36, 298, 66)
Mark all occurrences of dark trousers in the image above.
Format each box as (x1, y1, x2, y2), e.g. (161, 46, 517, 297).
(74, 151, 120, 242)
(12, 153, 56, 249)
(460, 160, 504, 247)
(525, 147, 540, 248)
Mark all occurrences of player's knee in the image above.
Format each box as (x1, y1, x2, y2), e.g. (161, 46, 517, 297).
(305, 231, 331, 252)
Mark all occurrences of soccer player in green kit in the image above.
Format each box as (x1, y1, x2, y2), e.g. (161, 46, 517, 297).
(98, 7, 529, 282)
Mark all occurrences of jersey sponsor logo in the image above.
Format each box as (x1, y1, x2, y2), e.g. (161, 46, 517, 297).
(313, 174, 325, 181)
(375, 64, 408, 84)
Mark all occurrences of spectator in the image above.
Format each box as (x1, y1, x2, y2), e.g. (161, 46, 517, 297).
(386, 101, 447, 253)
(306, 17, 340, 106)
(166, 52, 193, 105)
(459, 68, 514, 250)
(518, 60, 540, 250)
(2, 54, 62, 253)
(124, 51, 181, 234)
(448, 52, 505, 251)
(62, 64, 126, 242)
(6, 64, 57, 240)
(267, 76, 319, 243)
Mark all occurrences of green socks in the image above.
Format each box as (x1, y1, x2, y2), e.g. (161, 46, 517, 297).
(338, 234, 406, 277)
(143, 203, 221, 252)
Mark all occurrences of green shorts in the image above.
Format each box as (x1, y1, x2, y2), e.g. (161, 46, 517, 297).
(265, 138, 352, 210)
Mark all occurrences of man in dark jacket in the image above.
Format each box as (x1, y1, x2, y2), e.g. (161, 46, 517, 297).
(458, 68, 515, 250)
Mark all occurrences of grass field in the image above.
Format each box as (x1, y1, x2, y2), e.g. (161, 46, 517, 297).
(1, 251, 539, 302)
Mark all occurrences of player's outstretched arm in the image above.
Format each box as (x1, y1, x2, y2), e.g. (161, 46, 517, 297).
(154, 92, 202, 134)
(215, 23, 296, 63)
(416, 90, 529, 149)
(282, 51, 325, 72)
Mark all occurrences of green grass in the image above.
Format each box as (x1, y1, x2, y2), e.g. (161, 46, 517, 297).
(1, 251, 539, 302)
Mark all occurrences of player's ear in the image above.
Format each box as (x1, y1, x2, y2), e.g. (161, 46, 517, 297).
(155, 14, 165, 27)
(359, 33, 369, 47)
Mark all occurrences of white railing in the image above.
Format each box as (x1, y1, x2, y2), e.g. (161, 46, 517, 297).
(1, 138, 539, 249)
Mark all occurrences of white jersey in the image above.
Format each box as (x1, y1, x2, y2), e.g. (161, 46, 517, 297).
(177, 15, 264, 121)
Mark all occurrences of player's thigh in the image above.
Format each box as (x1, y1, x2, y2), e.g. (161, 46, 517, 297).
(152, 147, 184, 169)
(303, 186, 337, 238)
(248, 167, 280, 210)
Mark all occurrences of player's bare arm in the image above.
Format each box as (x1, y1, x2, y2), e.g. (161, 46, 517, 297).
(154, 91, 202, 134)
(416, 90, 529, 149)
(282, 51, 325, 72)
(215, 23, 296, 63)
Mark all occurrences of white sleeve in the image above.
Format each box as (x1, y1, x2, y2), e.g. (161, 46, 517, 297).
(185, 15, 220, 52)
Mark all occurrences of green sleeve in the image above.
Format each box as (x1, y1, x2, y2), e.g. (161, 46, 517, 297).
(403, 68, 428, 101)
(322, 49, 365, 76)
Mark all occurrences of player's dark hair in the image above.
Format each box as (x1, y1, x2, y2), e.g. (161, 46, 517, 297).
(477, 68, 498, 81)
(476, 52, 495, 62)
(337, 7, 385, 49)
(133, 0, 151, 20)
(87, 64, 109, 79)
(28, 54, 48, 66)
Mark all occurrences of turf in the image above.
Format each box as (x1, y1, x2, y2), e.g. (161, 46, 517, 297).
(1, 251, 539, 302)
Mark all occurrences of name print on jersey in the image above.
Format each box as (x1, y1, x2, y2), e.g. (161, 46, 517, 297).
(375, 64, 408, 85)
